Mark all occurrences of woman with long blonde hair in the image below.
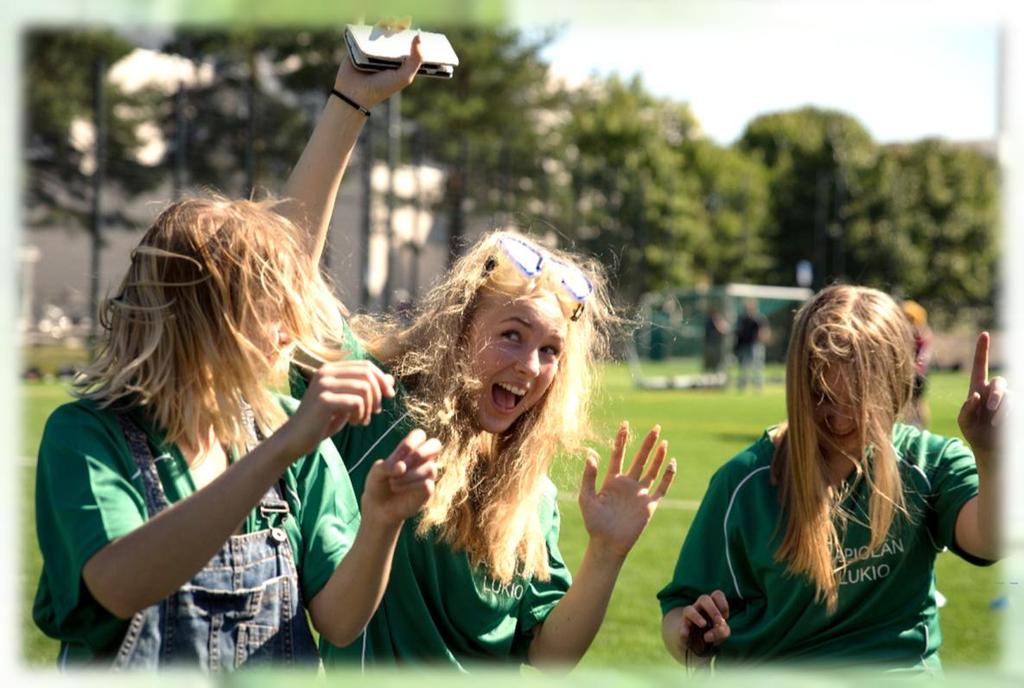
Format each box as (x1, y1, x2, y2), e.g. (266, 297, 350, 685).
(32, 55, 441, 670)
(283, 38, 678, 670)
(658, 285, 1009, 672)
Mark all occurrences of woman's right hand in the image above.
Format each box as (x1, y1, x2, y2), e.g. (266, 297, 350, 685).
(276, 360, 396, 460)
(677, 591, 731, 657)
(334, 32, 424, 110)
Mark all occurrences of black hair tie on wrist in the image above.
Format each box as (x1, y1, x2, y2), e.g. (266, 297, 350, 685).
(330, 89, 371, 117)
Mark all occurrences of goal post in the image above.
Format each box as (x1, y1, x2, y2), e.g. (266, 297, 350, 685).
(628, 283, 813, 390)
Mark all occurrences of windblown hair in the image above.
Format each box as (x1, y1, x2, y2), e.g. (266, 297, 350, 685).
(772, 285, 916, 612)
(352, 230, 614, 583)
(74, 195, 348, 455)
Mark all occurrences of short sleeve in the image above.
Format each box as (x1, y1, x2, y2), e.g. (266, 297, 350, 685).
(338, 319, 366, 359)
(658, 466, 748, 615)
(289, 437, 362, 600)
(288, 318, 368, 399)
(927, 436, 986, 564)
(511, 486, 572, 659)
(33, 403, 147, 638)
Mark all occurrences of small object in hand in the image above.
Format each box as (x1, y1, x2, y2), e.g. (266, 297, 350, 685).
(688, 607, 719, 658)
(345, 24, 459, 79)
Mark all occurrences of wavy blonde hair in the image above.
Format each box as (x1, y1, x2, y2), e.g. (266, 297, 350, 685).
(772, 285, 916, 612)
(75, 195, 348, 454)
(352, 230, 614, 583)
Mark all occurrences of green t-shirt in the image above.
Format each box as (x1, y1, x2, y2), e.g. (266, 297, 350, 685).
(33, 396, 361, 666)
(291, 366, 573, 670)
(657, 423, 988, 672)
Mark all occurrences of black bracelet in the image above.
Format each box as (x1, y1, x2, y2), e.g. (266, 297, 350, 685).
(329, 89, 371, 117)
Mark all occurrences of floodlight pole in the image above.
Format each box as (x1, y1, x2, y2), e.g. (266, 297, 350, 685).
(383, 93, 401, 309)
(244, 48, 258, 198)
(88, 55, 107, 353)
(409, 126, 424, 302)
(359, 107, 374, 309)
(172, 81, 187, 200)
(172, 37, 192, 201)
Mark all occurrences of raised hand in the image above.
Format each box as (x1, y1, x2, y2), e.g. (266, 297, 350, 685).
(362, 429, 440, 527)
(579, 422, 676, 558)
(957, 332, 1012, 460)
(678, 591, 731, 657)
(334, 32, 425, 110)
(277, 361, 396, 460)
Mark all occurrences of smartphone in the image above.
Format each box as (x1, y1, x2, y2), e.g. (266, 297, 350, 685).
(345, 24, 458, 79)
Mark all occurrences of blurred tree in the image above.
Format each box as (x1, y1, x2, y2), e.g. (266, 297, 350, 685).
(844, 139, 999, 326)
(560, 75, 704, 299)
(24, 30, 163, 228)
(738, 107, 877, 288)
(681, 139, 772, 285)
(160, 29, 314, 197)
(394, 25, 563, 264)
(235, 26, 562, 271)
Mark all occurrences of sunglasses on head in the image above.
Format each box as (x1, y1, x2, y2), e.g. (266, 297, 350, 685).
(484, 235, 594, 322)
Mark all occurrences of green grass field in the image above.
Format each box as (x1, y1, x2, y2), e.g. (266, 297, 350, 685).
(19, 364, 1003, 669)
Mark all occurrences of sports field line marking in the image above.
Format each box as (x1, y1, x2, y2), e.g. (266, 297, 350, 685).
(558, 492, 700, 511)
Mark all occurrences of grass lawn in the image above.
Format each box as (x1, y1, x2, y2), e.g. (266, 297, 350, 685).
(19, 364, 1003, 669)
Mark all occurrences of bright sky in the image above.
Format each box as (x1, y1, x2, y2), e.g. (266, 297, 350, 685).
(523, 1, 1000, 145)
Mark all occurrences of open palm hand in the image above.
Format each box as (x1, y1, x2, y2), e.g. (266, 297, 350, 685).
(579, 422, 676, 558)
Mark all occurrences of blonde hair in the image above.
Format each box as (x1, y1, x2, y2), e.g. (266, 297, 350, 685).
(353, 230, 614, 583)
(772, 285, 916, 612)
(75, 195, 349, 454)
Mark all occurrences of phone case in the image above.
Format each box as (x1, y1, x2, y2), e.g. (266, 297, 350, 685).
(345, 24, 458, 79)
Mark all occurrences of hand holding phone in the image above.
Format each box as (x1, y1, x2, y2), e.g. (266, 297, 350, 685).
(345, 24, 459, 79)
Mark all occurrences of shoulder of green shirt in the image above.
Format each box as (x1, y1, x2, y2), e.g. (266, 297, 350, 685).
(44, 397, 106, 429)
(536, 476, 560, 531)
(43, 398, 135, 450)
(711, 429, 776, 486)
(891, 422, 976, 473)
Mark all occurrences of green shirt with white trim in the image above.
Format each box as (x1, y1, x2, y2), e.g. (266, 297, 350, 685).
(657, 423, 988, 672)
(291, 364, 573, 670)
(32, 395, 361, 666)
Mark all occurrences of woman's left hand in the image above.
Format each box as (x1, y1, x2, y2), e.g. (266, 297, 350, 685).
(579, 422, 676, 559)
(957, 332, 1012, 462)
(361, 429, 440, 528)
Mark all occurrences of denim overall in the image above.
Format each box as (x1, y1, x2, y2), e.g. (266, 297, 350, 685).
(110, 415, 319, 671)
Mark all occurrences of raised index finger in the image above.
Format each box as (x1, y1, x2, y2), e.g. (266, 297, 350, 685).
(969, 332, 990, 397)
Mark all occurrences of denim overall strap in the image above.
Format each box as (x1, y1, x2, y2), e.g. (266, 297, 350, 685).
(114, 414, 283, 518)
(111, 415, 171, 670)
(115, 414, 171, 515)
(111, 414, 318, 671)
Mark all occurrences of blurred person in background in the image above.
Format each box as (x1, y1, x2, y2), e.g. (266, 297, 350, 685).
(703, 305, 729, 374)
(734, 298, 770, 392)
(901, 300, 934, 428)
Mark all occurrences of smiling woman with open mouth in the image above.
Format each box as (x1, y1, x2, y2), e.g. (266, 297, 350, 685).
(283, 42, 679, 670)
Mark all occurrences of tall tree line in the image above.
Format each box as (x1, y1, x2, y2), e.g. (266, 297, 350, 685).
(23, 27, 1000, 326)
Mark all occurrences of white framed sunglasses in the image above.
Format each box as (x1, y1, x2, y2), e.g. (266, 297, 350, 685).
(485, 234, 594, 322)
